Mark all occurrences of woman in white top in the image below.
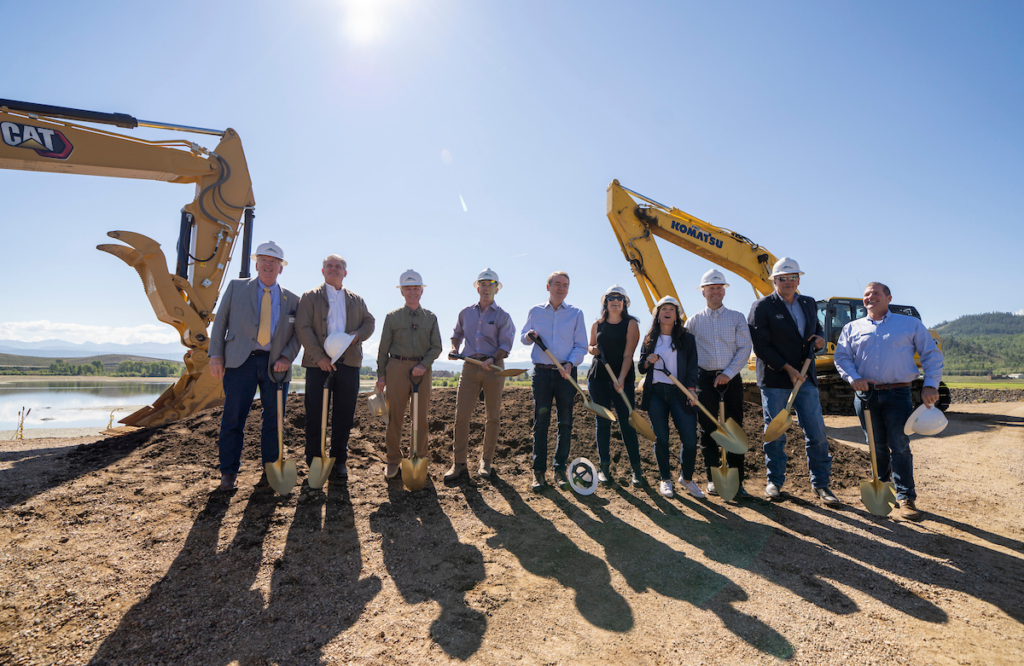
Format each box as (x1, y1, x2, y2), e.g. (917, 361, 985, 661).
(637, 296, 703, 499)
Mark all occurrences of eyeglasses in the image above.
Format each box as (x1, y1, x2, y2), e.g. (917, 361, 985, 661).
(776, 275, 800, 283)
(606, 294, 625, 302)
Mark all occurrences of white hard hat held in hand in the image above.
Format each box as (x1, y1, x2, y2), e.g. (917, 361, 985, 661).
(904, 402, 948, 436)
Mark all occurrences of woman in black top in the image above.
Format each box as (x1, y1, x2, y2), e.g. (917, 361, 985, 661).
(637, 296, 702, 499)
(586, 285, 643, 485)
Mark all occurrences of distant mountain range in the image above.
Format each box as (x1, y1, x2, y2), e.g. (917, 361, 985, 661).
(932, 312, 1024, 336)
(931, 313, 1024, 374)
(0, 339, 184, 362)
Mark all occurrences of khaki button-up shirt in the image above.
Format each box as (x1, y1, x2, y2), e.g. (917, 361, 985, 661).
(376, 305, 442, 376)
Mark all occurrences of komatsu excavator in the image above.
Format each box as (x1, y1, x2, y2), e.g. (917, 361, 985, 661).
(606, 180, 951, 414)
(0, 99, 256, 427)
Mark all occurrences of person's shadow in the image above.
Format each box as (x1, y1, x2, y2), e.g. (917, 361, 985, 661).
(368, 481, 487, 660)
(461, 478, 634, 633)
(548, 490, 793, 659)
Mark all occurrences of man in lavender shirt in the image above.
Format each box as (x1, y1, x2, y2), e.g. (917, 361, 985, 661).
(445, 268, 516, 482)
(520, 271, 588, 492)
(835, 282, 944, 521)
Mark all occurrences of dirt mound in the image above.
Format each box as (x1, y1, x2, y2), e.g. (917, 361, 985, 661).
(949, 387, 1024, 404)
(62, 387, 865, 496)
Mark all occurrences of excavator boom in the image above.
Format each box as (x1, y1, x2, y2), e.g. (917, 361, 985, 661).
(0, 99, 256, 427)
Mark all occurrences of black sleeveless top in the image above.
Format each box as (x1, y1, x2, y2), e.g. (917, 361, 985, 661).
(588, 318, 636, 385)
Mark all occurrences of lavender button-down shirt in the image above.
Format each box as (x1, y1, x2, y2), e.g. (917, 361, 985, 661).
(520, 301, 588, 366)
(452, 302, 515, 358)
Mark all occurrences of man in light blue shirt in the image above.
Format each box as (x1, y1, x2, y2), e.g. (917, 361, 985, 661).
(835, 282, 944, 521)
(520, 271, 588, 492)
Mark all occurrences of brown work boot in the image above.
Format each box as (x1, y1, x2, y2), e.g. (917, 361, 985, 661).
(444, 462, 469, 482)
(900, 499, 923, 521)
(478, 459, 493, 479)
(383, 463, 400, 479)
(218, 473, 237, 490)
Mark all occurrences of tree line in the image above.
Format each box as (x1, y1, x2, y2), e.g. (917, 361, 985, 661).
(45, 359, 184, 377)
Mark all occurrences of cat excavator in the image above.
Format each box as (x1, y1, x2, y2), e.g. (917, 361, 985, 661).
(0, 99, 256, 427)
(606, 179, 951, 413)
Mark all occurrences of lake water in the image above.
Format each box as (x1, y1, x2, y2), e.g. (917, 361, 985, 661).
(0, 379, 383, 431)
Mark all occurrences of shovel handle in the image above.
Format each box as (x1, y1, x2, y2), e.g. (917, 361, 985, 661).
(276, 384, 285, 461)
(784, 356, 814, 412)
(320, 372, 332, 458)
(864, 407, 882, 483)
(656, 362, 721, 426)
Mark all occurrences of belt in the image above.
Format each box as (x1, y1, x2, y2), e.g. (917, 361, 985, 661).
(251, 350, 270, 357)
(390, 355, 423, 362)
(869, 382, 911, 390)
(468, 354, 492, 361)
(534, 363, 560, 370)
(699, 368, 725, 376)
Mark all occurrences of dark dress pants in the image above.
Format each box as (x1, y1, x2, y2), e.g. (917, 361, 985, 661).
(304, 363, 360, 465)
(697, 371, 746, 484)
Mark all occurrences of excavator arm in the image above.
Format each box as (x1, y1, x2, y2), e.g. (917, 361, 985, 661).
(0, 99, 255, 427)
(606, 180, 777, 318)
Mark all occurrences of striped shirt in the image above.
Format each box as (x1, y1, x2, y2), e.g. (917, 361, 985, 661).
(684, 305, 753, 379)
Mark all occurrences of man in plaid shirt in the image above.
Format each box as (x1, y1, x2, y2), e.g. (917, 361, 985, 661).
(685, 269, 754, 498)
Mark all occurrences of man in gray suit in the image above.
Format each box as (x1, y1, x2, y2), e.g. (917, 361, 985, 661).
(295, 254, 375, 481)
(209, 241, 301, 490)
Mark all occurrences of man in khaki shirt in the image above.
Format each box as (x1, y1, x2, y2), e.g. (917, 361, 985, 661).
(295, 255, 375, 481)
(375, 269, 442, 479)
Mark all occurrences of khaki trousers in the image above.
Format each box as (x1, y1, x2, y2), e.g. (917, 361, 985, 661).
(452, 361, 506, 463)
(385, 358, 432, 465)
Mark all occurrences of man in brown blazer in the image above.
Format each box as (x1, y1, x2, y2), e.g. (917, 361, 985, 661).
(295, 254, 375, 480)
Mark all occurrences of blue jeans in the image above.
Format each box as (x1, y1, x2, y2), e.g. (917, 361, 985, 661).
(761, 384, 831, 490)
(647, 383, 698, 481)
(588, 379, 643, 475)
(855, 387, 916, 502)
(217, 353, 289, 475)
(532, 366, 577, 473)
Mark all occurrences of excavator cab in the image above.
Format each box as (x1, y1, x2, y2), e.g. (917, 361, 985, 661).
(819, 299, 868, 353)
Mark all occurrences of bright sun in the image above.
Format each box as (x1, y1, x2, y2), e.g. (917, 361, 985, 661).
(342, 0, 387, 45)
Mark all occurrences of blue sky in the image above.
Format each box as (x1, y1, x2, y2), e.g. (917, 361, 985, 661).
(3, 1, 1022, 361)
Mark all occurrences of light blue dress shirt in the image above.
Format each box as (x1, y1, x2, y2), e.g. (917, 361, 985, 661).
(520, 301, 588, 366)
(834, 313, 944, 388)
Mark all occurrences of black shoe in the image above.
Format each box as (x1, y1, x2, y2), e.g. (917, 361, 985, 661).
(254, 472, 270, 489)
(735, 485, 751, 499)
(554, 469, 570, 490)
(631, 473, 645, 488)
(814, 487, 840, 505)
(531, 472, 547, 492)
(330, 464, 349, 479)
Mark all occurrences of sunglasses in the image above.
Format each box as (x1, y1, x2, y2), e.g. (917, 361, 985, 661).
(776, 275, 800, 283)
(606, 294, 625, 302)
(479, 280, 498, 286)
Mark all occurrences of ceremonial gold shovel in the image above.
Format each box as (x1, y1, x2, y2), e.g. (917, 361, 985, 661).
(599, 349, 655, 441)
(763, 350, 815, 442)
(448, 352, 527, 377)
(400, 372, 429, 491)
(656, 362, 748, 454)
(708, 387, 740, 501)
(307, 369, 336, 489)
(860, 401, 897, 517)
(265, 375, 297, 495)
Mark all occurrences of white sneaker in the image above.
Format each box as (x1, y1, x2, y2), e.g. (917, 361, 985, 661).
(766, 482, 781, 499)
(659, 480, 674, 498)
(706, 481, 718, 496)
(681, 479, 705, 499)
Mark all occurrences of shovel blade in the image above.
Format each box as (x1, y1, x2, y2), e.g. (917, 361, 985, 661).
(307, 456, 336, 489)
(763, 409, 791, 442)
(711, 464, 740, 502)
(585, 401, 618, 422)
(265, 459, 297, 495)
(860, 479, 897, 516)
(712, 429, 747, 455)
(630, 412, 657, 442)
(401, 456, 430, 491)
(494, 368, 527, 377)
(723, 418, 750, 452)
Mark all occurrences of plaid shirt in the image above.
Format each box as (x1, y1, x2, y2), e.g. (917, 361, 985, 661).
(684, 305, 752, 379)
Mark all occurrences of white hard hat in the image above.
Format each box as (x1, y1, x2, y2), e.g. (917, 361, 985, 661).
(567, 457, 599, 495)
(602, 284, 630, 307)
(398, 269, 425, 288)
(324, 332, 355, 365)
(475, 268, 502, 290)
(699, 269, 730, 288)
(770, 256, 804, 278)
(252, 240, 287, 266)
(654, 295, 684, 322)
(904, 403, 948, 436)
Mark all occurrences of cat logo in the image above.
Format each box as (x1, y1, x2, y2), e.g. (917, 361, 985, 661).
(0, 121, 73, 159)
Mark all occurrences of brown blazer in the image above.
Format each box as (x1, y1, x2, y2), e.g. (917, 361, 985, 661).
(295, 284, 375, 368)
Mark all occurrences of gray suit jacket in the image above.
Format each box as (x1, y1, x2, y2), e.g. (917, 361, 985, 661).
(295, 284, 375, 368)
(209, 278, 301, 380)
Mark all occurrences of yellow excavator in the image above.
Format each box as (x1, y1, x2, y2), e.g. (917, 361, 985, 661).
(605, 179, 950, 413)
(0, 99, 256, 427)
